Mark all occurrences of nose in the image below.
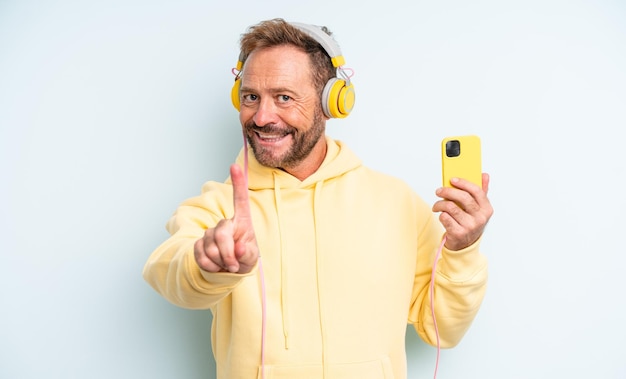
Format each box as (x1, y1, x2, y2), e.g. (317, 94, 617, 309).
(252, 97, 280, 127)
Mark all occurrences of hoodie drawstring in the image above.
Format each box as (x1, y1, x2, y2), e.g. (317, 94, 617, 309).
(312, 180, 329, 378)
(273, 172, 291, 349)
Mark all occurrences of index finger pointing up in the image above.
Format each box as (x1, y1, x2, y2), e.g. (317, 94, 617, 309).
(230, 163, 251, 222)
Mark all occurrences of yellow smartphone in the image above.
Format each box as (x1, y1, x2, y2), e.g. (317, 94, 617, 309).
(441, 135, 482, 188)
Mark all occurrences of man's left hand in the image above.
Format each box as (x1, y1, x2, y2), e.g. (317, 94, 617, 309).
(432, 173, 494, 251)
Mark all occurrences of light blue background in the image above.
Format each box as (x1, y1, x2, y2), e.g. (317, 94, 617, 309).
(1, 0, 625, 378)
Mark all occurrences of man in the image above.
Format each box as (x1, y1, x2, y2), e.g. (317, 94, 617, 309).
(143, 18, 493, 379)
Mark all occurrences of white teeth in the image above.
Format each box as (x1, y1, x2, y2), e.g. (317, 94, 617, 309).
(257, 132, 284, 140)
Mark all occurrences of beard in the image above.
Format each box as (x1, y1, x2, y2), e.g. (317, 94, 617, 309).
(244, 106, 325, 170)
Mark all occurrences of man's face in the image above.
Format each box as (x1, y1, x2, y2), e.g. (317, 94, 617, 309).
(238, 45, 327, 177)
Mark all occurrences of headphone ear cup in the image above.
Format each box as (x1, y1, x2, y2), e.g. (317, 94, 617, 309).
(322, 78, 355, 118)
(337, 82, 355, 117)
(231, 79, 241, 111)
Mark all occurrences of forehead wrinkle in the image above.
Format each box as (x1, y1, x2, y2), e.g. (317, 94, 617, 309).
(241, 69, 307, 91)
(240, 74, 312, 101)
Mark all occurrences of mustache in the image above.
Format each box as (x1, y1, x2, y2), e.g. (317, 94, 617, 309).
(245, 122, 293, 135)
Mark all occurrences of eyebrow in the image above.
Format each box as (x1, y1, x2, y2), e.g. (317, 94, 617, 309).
(239, 86, 297, 95)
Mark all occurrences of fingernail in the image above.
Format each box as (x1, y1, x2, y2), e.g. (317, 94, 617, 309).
(228, 265, 238, 273)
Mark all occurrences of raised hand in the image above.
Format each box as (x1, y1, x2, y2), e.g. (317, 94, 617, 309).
(194, 164, 259, 274)
(432, 173, 494, 251)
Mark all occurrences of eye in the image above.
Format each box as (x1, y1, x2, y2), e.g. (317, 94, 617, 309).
(242, 94, 258, 103)
(277, 95, 291, 103)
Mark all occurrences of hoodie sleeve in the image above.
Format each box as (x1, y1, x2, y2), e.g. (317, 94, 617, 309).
(408, 199, 488, 348)
(142, 181, 256, 309)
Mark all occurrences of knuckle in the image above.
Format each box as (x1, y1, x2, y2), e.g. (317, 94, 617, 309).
(486, 205, 494, 218)
(446, 202, 463, 217)
(193, 238, 203, 255)
(205, 244, 221, 261)
(213, 223, 231, 243)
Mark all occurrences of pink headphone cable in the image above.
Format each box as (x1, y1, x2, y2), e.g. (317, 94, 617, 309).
(258, 257, 267, 379)
(430, 234, 447, 379)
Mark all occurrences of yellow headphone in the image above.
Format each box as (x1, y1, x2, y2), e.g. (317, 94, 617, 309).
(230, 22, 355, 119)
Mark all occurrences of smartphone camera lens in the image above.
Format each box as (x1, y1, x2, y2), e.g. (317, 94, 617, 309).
(446, 140, 461, 158)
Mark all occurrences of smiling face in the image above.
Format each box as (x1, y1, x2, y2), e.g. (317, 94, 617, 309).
(238, 44, 328, 180)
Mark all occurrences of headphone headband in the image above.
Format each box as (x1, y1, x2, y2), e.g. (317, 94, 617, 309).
(289, 22, 346, 67)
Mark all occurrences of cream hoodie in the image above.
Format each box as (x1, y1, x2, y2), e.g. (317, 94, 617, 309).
(143, 137, 488, 379)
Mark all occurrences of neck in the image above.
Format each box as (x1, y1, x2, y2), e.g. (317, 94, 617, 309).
(283, 137, 327, 181)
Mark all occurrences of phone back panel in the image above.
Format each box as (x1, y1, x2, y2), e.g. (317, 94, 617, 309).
(441, 135, 482, 188)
